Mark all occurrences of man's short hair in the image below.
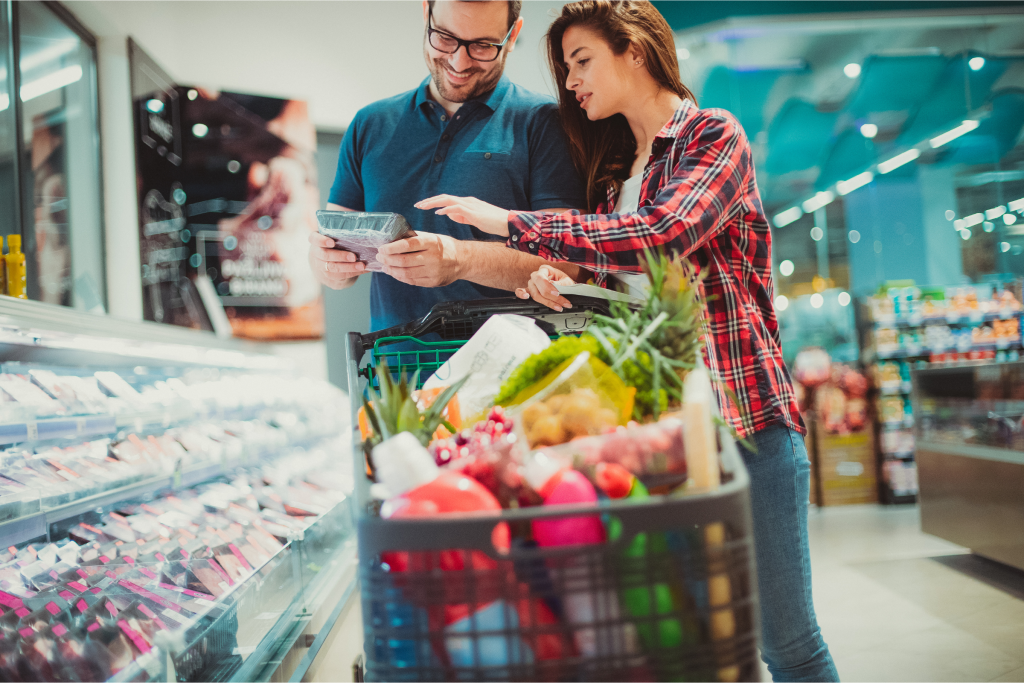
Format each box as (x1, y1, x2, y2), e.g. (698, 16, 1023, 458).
(427, 0, 523, 31)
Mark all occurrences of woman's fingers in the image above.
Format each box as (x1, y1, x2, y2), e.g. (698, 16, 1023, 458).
(531, 269, 572, 310)
(415, 195, 460, 210)
(527, 279, 564, 311)
(515, 288, 530, 299)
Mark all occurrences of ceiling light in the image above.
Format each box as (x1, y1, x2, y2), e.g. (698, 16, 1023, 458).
(848, 230, 861, 244)
(969, 56, 985, 71)
(860, 123, 878, 138)
(1009, 197, 1024, 212)
(1001, 242, 1011, 252)
(1005, 214, 1018, 225)
(945, 210, 955, 220)
(961, 228, 972, 240)
(810, 226, 824, 241)
(20, 64, 83, 101)
(837, 171, 874, 195)
(775, 295, 790, 311)
(954, 219, 966, 230)
(146, 99, 163, 114)
(676, 47, 690, 60)
(187, 89, 198, 100)
(844, 63, 861, 78)
(779, 259, 795, 276)
(930, 120, 979, 148)
(192, 123, 209, 138)
(773, 206, 803, 228)
(810, 293, 824, 309)
(963, 213, 984, 227)
(838, 292, 851, 306)
(986, 206, 1006, 220)
(878, 148, 921, 174)
(983, 221, 994, 233)
(802, 191, 834, 214)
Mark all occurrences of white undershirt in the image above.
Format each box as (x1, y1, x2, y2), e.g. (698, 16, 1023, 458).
(612, 174, 649, 299)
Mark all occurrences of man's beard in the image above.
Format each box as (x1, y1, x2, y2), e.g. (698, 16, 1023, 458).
(427, 52, 504, 103)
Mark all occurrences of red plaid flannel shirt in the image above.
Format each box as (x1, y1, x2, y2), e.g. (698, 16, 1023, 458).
(507, 100, 803, 438)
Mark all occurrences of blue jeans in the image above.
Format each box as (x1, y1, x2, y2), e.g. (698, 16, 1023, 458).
(738, 424, 840, 682)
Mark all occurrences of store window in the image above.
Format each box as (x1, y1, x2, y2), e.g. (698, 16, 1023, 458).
(0, 1, 104, 311)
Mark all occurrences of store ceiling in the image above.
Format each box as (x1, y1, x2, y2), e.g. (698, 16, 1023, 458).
(671, 7, 1024, 214)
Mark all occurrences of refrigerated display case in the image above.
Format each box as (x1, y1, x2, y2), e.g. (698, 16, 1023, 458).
(912, 360, 1024, 572)
(0, 297, 357, 681)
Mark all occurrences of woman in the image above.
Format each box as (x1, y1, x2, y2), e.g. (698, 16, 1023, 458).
(416, 2, 839, 681)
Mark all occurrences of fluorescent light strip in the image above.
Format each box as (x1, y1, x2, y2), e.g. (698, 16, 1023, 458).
(802, 191, 834, 214)
(962, 213, 984, 227)
(878, 148, 921, 174)
(954, 219, 966, 230)
(836, 171, 874, 196)
(21, 65, 83, 102)
(1008, 197, 1024, 212)
(773, 206, 803, 228)
(986, 206, 1006, 220)
(930, 120, 979, 148)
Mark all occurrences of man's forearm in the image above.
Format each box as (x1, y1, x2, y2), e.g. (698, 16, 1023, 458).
(456, 240, 584, 291)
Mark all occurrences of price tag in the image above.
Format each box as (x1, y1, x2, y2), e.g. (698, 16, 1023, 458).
(946, 313, 960, 324)
(25, 421, 38, 441)
(996, 339, 1010, 350)
(1000, 309, 1012, 320)
(968, 311, 984, 324)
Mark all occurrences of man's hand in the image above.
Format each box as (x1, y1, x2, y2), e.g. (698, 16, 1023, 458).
(308, 232, 366, 290)
(515, 265, 576, 311)
(377, 232, 463, 287)
(415, 195, 511, 237)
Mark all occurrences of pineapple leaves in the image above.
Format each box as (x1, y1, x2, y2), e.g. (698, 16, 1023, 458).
(362, 360, 469, 448)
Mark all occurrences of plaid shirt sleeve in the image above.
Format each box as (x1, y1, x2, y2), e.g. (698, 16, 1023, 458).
(507, 113, 747, 270)
(505, 106, 804, 439)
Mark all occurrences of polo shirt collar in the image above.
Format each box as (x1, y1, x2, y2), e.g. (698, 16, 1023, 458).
(413, 74, 512, 112)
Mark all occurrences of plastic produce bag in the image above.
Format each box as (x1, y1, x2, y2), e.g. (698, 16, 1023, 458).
(315, 210, 411, 272)
(422, 315, 551, 422)
(535, 419, 688, 491)
(514, 352, 633, 449)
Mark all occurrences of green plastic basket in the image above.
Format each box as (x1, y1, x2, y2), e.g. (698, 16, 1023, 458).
(362, 335, 469, 389)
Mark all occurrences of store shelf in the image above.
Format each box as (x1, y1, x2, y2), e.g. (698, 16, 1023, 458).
(873, 310, 1021, 329)
(878, 382, 913, 395)
(882, 450, 916, 460)
(881, 418, 915, 429)
(875, 339, 1022, 359)
(0, 296, 287, 371)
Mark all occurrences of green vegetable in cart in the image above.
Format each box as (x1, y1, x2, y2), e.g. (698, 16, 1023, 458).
(493, 334, 600, 406)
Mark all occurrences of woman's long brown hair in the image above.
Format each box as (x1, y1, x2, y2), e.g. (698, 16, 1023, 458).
(546, 1, 696, 211)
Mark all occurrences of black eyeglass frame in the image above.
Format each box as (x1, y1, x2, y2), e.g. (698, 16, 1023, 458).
(426, 7, 516, 63)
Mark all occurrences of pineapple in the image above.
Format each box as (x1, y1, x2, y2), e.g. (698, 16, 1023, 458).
(360, 360, 468, 452)
(587, 250, 707, 420)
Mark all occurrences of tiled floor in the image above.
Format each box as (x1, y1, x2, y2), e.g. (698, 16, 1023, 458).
(787, 504, 1024, 682)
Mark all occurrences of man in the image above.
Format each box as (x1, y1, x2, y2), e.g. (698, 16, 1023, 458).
(308, 0, 587, 331)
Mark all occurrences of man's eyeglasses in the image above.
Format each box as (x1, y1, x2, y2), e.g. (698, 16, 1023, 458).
(427, 7, 514, 63)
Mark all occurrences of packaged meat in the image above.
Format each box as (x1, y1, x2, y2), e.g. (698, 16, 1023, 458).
(315, 210, 411, 272)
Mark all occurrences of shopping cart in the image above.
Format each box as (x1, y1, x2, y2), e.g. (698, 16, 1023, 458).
(346, 299, 761, 682)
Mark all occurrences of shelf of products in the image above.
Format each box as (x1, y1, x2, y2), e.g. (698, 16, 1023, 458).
(860, 280, 1024, 503)
(0, 299, 355, 682)
(913, 361, 1024, 572)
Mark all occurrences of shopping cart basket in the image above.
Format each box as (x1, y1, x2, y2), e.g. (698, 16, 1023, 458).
(346, 299, 761, 682)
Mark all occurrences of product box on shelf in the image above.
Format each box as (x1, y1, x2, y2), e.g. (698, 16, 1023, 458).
(814, 427, 879, 506)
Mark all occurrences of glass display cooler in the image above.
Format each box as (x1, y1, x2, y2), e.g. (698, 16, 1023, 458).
(0, 297, 357, 681)
(912, 360, 1024, 571)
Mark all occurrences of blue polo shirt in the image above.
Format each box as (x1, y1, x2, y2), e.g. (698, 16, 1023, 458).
(329, 75, 586, 332)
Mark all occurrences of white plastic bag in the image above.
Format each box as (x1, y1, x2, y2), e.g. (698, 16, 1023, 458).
(422, 315, 550, 422)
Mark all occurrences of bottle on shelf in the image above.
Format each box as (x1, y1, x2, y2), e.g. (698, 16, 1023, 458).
(5, 234, 27, 299)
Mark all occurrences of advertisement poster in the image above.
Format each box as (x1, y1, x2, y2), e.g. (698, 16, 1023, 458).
(180, 89, 323, 340)
(129, 40, 323, 340)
